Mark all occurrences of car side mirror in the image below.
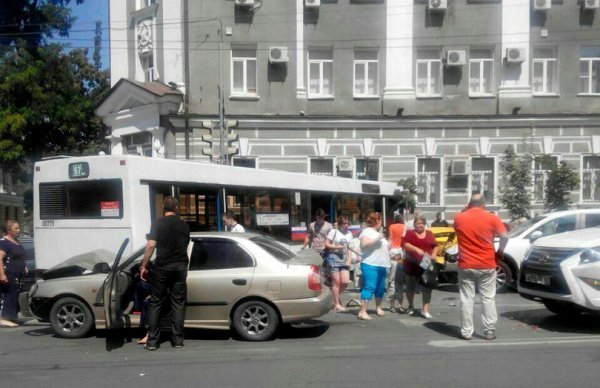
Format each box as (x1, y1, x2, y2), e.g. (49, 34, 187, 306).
(529, 231, 543, 241)
(93, 262, 110, 274)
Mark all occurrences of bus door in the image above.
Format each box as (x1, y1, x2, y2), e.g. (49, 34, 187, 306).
(310, 194, 335, 223)
(179, 189, 220, 231)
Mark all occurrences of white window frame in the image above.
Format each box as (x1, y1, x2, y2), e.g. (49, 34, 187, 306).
(416, 50, 442, 97)
(468, 49, 494, 97)
(141, 55, 155, 82)
(533, 155, 558, 204)
(353, 50, 378, 98)
(355, 158, 380, 181)
(231, 49, 257, 96)
(580, 47, 600, 95)
(582, 155, 600, 203)
(308, 50, 334, 98)
(470, 157, 496, 204)
(310, 158, 335, 176)
(416, 158, 441, 205)
(532, 48, 558, 96)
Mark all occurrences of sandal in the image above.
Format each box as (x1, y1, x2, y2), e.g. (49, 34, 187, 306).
(137, 334, 148, 345)
(357, 312, 372, 321)
(376, 307, 385, 316)
(334, 306, 348, 312)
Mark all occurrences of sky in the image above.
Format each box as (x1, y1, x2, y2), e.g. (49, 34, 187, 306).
(53, 0, 110, 69)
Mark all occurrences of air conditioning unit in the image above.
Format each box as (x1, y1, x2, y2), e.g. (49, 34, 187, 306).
(583, 0, 600, 10)
(446, 50, 466, 66)
(269, 47, 289, 63)
(305, 0, 320, 8)
(428, 0, 447, 11)
(450, 160, 470, 175)
(505, 47, 526, 63)
(235, 0, 254, 7)
(533, 0, 551, 10)
(337, 157, 354, 172)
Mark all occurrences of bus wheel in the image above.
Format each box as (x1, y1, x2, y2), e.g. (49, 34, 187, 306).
(232, 300, 279, 341)
(49, 297, 94, 338)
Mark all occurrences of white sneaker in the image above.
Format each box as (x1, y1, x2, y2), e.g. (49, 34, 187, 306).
(422, 312, 433, 319)
(0, 319, 18, 328)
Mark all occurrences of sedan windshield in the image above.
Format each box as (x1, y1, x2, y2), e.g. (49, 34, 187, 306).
(250, 236, 295, 262)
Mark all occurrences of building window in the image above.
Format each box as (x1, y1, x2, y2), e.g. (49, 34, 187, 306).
(469, 48, 494, 96)
(471, 157, 495, 203)
(583, 156, 600, 203)
(417, 158, 441, 205)
(231, 49, 257, 96)
(123, 132, 152, 157)
(232, 158, 257, 168)
(141, 55, 155, 82)
(310, 158, 334, 176)
(416, 49, 442, 97)
(532, 47, 558, 95)
(354, 50, 378, 97)
(580, 46, 600, 95)
(533, 156, 557, 203)
(356, 158, 379, 181)
(308, 49, 333, 97)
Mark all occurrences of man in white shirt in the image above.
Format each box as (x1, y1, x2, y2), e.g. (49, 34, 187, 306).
(223, 211, 245, 233)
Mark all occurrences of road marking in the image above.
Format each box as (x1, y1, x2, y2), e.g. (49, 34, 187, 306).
(429, 335, 600, 348)
(322, 345, 366, 351)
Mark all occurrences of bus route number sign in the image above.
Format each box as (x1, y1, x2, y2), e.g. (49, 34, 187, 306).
(69, 162, 89, 179)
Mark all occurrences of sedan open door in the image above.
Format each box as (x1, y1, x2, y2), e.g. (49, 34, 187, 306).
(103, 239, 130, 330)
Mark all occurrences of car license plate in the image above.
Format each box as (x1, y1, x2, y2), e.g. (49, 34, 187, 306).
(525, 273, 551, 286)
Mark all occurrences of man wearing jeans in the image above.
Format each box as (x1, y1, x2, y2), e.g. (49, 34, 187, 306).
(453, 194, 508, 340)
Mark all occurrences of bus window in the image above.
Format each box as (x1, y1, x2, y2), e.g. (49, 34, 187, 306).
(39, 179, 123, 219)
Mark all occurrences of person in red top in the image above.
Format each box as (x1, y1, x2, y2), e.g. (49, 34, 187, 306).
(453, 194, 509, 341)
(387, 214, 406, 312)
(402, 215, 438, 318)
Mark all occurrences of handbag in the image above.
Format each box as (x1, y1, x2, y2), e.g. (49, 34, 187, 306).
(419, 262, 439, 289)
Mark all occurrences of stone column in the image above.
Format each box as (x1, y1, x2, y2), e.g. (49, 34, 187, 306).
(499, 0, 531, 97)
(296, 0, 306, 99)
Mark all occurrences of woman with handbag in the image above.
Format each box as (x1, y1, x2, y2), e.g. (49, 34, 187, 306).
(402, 215, 438, 319)
(324, 216, 354, 312)
(357, 212, 391, 320)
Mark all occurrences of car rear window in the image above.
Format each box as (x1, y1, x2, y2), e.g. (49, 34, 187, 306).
(250, 236, 295, 262)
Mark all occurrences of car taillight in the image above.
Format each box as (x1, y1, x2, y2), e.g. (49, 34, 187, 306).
(308, 265, 321, 291)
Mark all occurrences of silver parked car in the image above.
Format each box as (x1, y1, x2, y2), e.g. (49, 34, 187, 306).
(25, 233, 332, 341)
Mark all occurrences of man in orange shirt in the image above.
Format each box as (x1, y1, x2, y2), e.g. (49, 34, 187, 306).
(387, 214, 406, 312)
(453, 194, 508, 340)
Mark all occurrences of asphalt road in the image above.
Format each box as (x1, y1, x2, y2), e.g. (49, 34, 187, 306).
(1, 285, 599, 388)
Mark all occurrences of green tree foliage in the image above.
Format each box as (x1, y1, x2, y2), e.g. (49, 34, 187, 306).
(0, 0, 108, 170)
(544, 161, 580, 211)
(498, 146, 532, 221)
(395, 176, 418, 214)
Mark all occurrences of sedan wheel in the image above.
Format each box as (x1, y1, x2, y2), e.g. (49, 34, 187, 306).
(232, 300, 279, 341)
(49, 297, 94, 338)
(495, 261, 513, 293)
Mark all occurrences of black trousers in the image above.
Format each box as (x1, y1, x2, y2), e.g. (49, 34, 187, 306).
(146, 262, 187, 347)
(0, 271, 23, 321)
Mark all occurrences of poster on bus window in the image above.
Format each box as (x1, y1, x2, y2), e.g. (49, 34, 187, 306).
(101, 201, 120, 217)
(256, 213, 289, 226)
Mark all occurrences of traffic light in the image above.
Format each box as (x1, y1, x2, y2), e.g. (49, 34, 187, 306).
(225, 132, 239, 156)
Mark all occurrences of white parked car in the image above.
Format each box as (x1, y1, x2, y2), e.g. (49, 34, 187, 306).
(518, 227, 600, 315)
(496, 209, 600, 292)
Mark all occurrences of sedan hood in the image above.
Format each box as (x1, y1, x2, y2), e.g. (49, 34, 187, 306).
(41, 249, 115, 280)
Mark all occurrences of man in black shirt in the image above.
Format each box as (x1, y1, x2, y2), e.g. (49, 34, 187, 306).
(140, 196, 190, 350)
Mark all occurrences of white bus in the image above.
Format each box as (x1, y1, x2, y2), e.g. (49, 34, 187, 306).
(34, 155, 400, 269)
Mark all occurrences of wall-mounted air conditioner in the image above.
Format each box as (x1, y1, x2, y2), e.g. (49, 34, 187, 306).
(450, 160, 470, 175)
(583, 0, 600, 10)
(305, 0, 320, 8)
(533, 0, 551, 10)
(445, 50, 466, 66)
(428, 0, 447, 11)
(337, 157, 354, 172)
(505, 47, 526, 63)
(235, 0, 254, 8)
(269, 47, 289, 63)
